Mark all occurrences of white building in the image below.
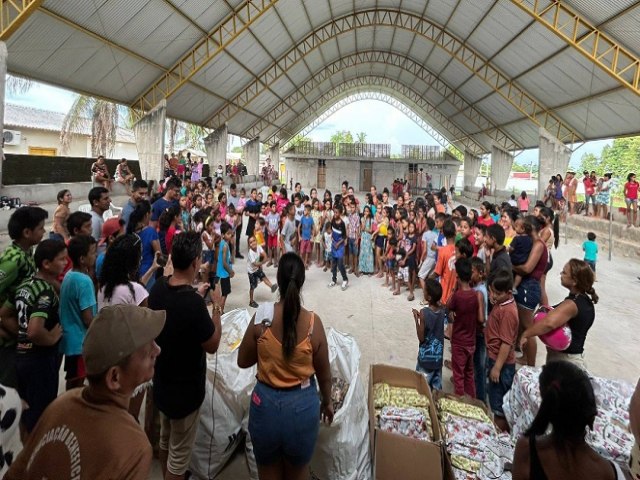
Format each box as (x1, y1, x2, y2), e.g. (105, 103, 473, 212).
(3, 103, 138, 159)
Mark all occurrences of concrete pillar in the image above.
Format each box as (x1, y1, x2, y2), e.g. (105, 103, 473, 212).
(133, 99, 166, 182)
(269, 143, 280, 184)
(490, 146, 514, 193)
(0, 42, 8, 188)
(203, 125, 227, 171)
(538, 128, 571, 200)
(463, 151, 482, 191)
(243, 137, 260, 177)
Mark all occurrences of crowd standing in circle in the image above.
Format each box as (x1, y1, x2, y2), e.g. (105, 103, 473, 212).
(0, 158, 637, 479)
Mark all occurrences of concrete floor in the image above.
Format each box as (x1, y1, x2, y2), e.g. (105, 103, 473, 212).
(3, 195, 638, 478)
(151, 222, 640, 479)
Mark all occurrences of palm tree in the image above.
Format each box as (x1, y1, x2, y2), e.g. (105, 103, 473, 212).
(6, 74, 33, 95)
(167, 118, 178, 155)
(356, 131, 367, 143)
(60, 96, 119, 157)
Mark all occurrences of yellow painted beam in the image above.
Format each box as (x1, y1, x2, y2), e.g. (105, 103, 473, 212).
(241, 50, 521, 153)
(266, 75, 486, 156)
(206, 9, 582, 146)
(0, 0, 43, 40)
(510, 0, 640, 97)
(130, 0, 279, 112)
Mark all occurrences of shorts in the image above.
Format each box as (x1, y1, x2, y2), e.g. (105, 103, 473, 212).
(584, 259, 596, 272)
(267, 233, 278, 249)
(159, 408, 200, 476)
(16, 353, 61, 432)
(299, 239, 312, 254)
(64, 354, 86, 381)
(626, 198, 638, 206)
(386, 259, 397, 271)
(486, 357, 515, 417)
(219, 276, 231, 297)
(397, 266, 409, 282)
(416, 363, 442, 390)
(418, 257, 436, 279)
(203, 249, 215, 265)
(406, 257, 417, 272)
(585, 194, 596, 205)
(248, 269, 266, 290)
(324, 250, 332, 262)
(375, 235, 386, 250)
(249, 378, 320, 466)
(348, 238, 359, 256)
(546, 348, 587, 371)
(514, 276, 541, 311)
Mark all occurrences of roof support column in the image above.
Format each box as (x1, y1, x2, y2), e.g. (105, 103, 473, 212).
(203, 125, 228, 173)
(463, 151, 482, 193)
(243, 138, 261, 178)
(538, 128, 571, 201)
(491, 146, 514, 193)
(133, 99, 166, 183)
(268, 143, 280, 185)
(0, 42, 7, 188)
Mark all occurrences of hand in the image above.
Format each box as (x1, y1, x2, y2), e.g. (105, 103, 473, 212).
(196, 282, 210, 297)
(230, 271, 235, 278)
(490, 365, 501, 383)
(412, 308, 420, 319)
(519, 336, 528, 353)
(209, 282, 223, 306)
(320, 401, 334, 425)
(51, 324, 63, 343)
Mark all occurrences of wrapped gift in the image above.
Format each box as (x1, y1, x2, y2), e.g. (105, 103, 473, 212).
(373, 382, 391, 409)
(331, 377, 349, 412)
(437, 398, 492, 424)
(379, 406, 430, 441)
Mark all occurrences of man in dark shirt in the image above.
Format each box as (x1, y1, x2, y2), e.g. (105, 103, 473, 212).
(149, 231, 222, 479)
(150, 177, 181, 229)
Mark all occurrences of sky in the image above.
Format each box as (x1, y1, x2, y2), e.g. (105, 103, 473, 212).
(6, 79, 611, 167)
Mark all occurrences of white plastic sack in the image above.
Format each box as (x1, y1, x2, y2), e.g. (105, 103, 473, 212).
(190, 309, 258, 479)
(310, 327, 372, 480)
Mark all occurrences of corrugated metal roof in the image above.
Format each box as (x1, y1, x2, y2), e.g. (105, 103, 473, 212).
(4, 0, 640, 153)
(4, 103, 136, 143)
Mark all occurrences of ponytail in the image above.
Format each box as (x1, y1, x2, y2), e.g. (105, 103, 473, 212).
(276, 252, 306, 360)
(587, 287, 599, 304)
(553, 215, 560, 249)
(526, 384, 559, 437)
(281, 279, 300, 359)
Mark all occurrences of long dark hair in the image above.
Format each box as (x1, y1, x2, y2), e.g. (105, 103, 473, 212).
(539, 207, 560, 249)
(127, 200, 151, 234)
(99, 234, 142, 302)
(526, 361, 597, 448)
(277, 252, 306, 359)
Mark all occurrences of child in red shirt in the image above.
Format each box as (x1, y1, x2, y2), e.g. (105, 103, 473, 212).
(447, 258, 484, 397)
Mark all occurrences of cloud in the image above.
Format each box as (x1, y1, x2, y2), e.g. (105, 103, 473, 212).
(7, 83, 77, 113)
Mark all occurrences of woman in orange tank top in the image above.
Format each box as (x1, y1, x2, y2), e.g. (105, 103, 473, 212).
(238, 252, 333, 480)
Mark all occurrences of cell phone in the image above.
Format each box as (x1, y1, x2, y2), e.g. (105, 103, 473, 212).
(157, 254, 168, 267)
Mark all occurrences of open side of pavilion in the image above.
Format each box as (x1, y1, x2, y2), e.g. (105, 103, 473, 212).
(0, 0, 639, 196)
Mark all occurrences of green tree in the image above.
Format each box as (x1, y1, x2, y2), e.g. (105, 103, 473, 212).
(578, 152, 600, 174)
(578, 137, 640, 181)
(60, 96, 119, 157)
(356, 132, 367, 143)
(231, 146, 243, 153)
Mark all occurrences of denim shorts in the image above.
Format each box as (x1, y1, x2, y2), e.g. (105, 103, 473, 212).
(486, 357, 515, 417)
(348, 237, 359, 255)
(416, 363, 442, 390)
(514, 276, 541, 311)
(585, 259, 596, 273)
(249, 377, 320, 466)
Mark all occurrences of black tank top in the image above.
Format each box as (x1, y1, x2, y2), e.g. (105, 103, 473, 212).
(561, 293, 595, 355)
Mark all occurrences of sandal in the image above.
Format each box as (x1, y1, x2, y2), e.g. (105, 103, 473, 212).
(407, 295, 415, 301)
(419, 300, 429, 306)
(393, 291, 400, 295)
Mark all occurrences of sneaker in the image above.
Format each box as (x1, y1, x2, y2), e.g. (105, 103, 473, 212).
(236, 253, 245, 259)
(271, 284, 278, 293)
(341, 281, 348, 291)
(328, 281, 336, 288)
(249, 301, 259, 308)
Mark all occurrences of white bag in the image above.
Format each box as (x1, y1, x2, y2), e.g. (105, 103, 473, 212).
(189, 309, 258, 479)
(310, 328, 372, 480)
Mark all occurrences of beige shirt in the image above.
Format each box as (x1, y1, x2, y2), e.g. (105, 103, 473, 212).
(6, 387, 152, 480)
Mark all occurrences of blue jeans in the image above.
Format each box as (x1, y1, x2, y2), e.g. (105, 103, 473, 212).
(331, 255, 347, 282)
(486, 357, 515, 417)
(474, 333, 487, 403)
(416, 363, 442, 390)
(248, 378, 320, 466)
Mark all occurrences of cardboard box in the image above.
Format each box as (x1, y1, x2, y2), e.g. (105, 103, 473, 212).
(432, 390, 496, 480)
(369, 364, 443, 480)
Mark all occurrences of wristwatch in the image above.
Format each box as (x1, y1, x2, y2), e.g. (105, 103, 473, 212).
(212, 304, 223, 316)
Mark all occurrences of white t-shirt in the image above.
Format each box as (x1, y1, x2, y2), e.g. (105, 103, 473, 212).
(98, 282, 149, 310)
(247, 246, 264, 274)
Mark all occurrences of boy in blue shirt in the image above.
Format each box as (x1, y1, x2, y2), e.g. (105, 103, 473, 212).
(582, 231, 598, 274)
(413, 279, 446, 389)
(60, 235, 97, 390)
(298, 204, 315, 269)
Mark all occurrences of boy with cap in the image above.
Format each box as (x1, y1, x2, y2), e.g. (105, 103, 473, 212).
(5, 304, 164, 480)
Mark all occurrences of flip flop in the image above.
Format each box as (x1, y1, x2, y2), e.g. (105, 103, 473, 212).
(407, 295, 415, 301)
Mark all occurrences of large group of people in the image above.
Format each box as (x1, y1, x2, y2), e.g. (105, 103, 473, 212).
(0, 159, 638, 480)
